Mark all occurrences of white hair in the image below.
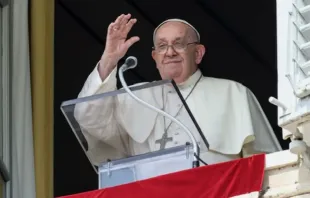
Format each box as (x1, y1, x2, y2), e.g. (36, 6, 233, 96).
(153, 18, 200, 44)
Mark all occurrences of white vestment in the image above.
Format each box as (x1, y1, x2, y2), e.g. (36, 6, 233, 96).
(73, 63, 282, 166)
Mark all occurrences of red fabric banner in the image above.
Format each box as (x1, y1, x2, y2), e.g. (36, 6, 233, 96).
(58, 154, 265, 198)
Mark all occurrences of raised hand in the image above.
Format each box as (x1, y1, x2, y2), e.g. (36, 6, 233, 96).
(99, 14, 140, 76)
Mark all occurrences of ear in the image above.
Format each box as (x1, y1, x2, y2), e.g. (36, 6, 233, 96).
(151, 50, 156, 61)
(195, 44, 206, 64)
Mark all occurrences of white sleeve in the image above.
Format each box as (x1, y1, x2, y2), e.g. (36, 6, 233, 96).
(73, 62, 129, 156)
(243, 88, 282, 154)
(78, 62, 118, 97)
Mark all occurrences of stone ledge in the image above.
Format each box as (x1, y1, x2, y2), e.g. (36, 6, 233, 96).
(261, 183, 310, 198)
(262, 150, 310, 197)
(265, 150, 299, 170)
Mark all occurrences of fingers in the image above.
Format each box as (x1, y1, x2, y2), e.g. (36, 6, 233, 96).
(108, 14, 137, 35)
(119, 14, 131, 29)
(124, 36, 140, 50)
(107, 14, 124, 34)
(124, 18, 137, 33)
(107, 23, 115, 35)
(113, 14, 125, 30)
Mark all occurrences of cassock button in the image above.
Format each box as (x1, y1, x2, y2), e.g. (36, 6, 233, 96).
(174, 131, 179, 135)
(174, 141, 178, 145)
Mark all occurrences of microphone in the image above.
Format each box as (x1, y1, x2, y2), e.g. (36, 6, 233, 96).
(123, 56, 138, 71)
(118, 55, 201, 168)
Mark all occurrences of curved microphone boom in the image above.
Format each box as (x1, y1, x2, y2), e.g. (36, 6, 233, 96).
(118, 56, 200, 168)
(123, 56, 138, 71)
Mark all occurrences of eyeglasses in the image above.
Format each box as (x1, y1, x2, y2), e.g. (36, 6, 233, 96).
(152, 42, 199, 54)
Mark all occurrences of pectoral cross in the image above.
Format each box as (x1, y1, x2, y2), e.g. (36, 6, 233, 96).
(155, 132, 173, 150)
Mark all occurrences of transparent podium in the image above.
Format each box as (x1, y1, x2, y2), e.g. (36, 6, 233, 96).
(60, 79, 208, 189)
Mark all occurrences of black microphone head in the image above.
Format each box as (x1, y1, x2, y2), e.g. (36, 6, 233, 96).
(125, 56, 138, 69)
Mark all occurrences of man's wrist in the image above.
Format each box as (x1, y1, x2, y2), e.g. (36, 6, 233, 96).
(98, 59, 116, 80)
(100, 54, 117, 69)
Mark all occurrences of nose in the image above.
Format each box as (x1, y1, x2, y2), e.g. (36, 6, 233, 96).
(165, 45, 177, 56)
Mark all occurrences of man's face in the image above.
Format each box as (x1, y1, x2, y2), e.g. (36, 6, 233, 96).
(152, 22, 205, 84)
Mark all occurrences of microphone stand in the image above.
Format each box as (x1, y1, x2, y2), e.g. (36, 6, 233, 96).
(118, 56, 200, 168)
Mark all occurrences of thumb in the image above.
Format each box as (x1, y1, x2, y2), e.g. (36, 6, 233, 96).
(124, 36, 140, 50)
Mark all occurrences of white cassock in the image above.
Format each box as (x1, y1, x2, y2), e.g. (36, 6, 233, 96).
(73, 63, 282, 166)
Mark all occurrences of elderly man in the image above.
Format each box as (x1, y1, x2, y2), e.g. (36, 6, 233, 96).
(74, 14, 281, 166)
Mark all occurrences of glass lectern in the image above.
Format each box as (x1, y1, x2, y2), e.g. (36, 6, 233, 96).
(60, 79, 207, 189)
